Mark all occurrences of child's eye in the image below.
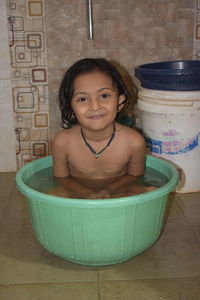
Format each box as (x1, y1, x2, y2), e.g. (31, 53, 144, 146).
(77, 97, 87, 102)
(100, 93, 110, 99)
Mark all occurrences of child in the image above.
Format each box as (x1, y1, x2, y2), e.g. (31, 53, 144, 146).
(52, 58, 151, 199)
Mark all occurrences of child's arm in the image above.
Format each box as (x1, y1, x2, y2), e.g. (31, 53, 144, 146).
(52, 132, 69, 178)
(127, 132, 146, 176)
(51, 132, 95, 198)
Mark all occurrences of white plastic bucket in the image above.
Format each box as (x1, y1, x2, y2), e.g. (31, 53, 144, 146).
(136, 87, 200, 193)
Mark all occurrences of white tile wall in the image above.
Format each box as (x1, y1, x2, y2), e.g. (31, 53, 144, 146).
(0, 0, 16, 171)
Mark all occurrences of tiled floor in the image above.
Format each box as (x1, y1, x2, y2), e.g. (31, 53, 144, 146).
(0, 172, 200, 300)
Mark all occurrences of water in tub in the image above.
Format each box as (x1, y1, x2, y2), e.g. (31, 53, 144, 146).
(26, 167, 168, 199)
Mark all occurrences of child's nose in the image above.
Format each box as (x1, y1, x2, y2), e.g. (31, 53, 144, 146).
(90, 98, 100, 110)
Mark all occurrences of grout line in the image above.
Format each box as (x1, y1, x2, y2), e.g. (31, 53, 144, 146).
(97, 267, 102, 300)
(1, 276, 200, 287)
(0, 279, 99, 287)
(92, 275, 200, 284)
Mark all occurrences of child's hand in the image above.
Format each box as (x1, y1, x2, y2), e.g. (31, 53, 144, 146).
(83, 188, 112, 199)
(47, 185, 157, 199)
(47, 186, 74, 198)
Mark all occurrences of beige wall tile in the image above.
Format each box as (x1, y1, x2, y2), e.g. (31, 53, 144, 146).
(0, 0, 11, 79)
(0, 0, 16, 171)
(0, 79, 16, 171)
(45, 0, 196, 138)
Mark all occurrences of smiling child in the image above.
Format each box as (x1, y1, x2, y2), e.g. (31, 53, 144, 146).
(51, 58, 151, 199)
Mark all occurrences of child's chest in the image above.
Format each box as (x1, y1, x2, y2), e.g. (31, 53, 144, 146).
(67, 144, 130, 178)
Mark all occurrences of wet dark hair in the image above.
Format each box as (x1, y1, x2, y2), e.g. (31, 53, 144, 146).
(59, 58, 130, 128)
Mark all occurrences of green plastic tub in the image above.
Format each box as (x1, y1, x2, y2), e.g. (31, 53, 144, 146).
(16, 155, 179, 266)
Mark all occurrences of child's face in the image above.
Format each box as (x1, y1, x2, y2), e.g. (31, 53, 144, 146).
(71, 71, 125, 131)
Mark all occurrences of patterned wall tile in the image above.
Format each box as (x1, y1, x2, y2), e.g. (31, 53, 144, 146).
(7, 0, 49, 168)
(195, 24, 200, 40)
(34, 113, 48, 128)
(27, 1, 44, 17)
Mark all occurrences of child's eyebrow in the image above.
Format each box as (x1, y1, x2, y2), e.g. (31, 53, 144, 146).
(74, 87, 114, 96)
(74, 91, 88, 96)
(98, 87, 114, 92)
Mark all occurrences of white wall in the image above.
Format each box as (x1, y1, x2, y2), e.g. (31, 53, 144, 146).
(0, 0, 16, 171)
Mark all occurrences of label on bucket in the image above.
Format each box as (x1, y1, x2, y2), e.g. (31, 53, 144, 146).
(145, 131, 200, 155)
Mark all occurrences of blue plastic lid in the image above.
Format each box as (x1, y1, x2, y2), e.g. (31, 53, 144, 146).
(135, 60, 200, 91)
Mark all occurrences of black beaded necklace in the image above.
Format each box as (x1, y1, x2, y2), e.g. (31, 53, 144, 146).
(80, 123, 116, 158)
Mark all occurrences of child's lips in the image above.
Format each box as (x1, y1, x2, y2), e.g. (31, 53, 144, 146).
(88, 114, 105, 120)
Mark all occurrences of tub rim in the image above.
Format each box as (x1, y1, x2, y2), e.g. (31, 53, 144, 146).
(16, 155, 179, 208)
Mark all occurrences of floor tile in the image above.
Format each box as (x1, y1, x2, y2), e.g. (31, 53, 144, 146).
(191, 225, 200, 242)
(176, 192, 200, 226)
(0, 196, 9, 222)
(164, 193, 188, 227)
(0, 172, 17, 222)
(97, 192, 200, 282)
(176, 192, 200, 208)
(0, 282, 99, 300)
(0, 187, 98, 284)
(1, 172, 200, 300)
(98, 224, 200, 280)
(99, 278, 200, 300)
(0, 172, 16, 197)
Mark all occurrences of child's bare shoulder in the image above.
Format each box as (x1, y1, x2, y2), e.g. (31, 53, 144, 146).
(121, 124, 144, 138)
(120, 124, 146, 148)
(52, 126, 79, 148)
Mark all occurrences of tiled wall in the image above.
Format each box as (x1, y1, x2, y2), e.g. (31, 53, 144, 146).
(193, 0, 200, 58)
(6, 0, 49, 169)
(2, 0, 199, 170)
(0, 0, 17, 171)
(46, 0, 196, 138)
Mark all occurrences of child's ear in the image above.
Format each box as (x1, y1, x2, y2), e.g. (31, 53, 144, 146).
(117, 94, 126, 112)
